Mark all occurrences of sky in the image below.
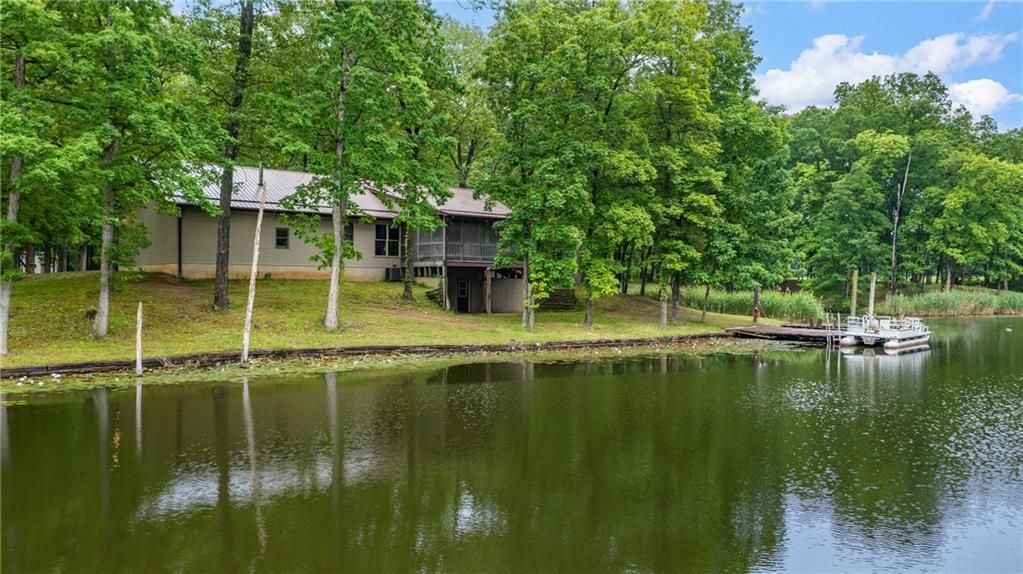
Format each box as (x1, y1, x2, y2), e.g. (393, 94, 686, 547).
(434, 0, 1023, 130)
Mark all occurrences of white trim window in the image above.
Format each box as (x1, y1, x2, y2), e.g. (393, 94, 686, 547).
(375, 223, 400, 256)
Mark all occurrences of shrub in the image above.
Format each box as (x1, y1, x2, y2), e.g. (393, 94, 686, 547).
(883, 289, 1023, 316)
(677, 288, 824, 321)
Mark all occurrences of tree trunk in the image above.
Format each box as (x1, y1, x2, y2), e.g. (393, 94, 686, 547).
(135, 301, 143, 376)
(215, 0, 256, 311)
(527, 290, 535, 331)
(240, 170, 267, 365)
(889, 150, 911, 295)
(43, 245, 52, 273)
(659, 286, 668, 329)
(583, 292, 593, 329)
(670, 276, 681, 325)
(402, 225, 413, 301)
(80, 245, 89, 271)
(701, 283, 710, 323)
(521, 255, 531, 330)
(214, 166, 234, 310)
(1, 51, 25, 354)
(945, 263, 953, 292)
(324, 205, 343, 330)
(91, 141, 119, 338)
(326, 48, 354, 331)
(59, 245, 68, 272)
(23, 245, 34, 273)
(752, 286, 761, 323)
(640, 266, 648, 297)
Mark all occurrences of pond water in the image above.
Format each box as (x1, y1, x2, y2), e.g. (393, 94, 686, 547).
(3, 317, 1021, 572)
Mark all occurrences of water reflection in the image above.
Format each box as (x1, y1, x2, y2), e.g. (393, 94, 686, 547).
(134, 380, 143, 457)
(2, 317, 1021, 572)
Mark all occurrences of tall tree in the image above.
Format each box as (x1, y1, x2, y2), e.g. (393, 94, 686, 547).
(187, 0, 260, 310)
(804, 130, 910, 292)
(438, 18, 495, 189)
(0, 0, 62, 353)
(635, 0, 722, 324)
(925, 150, 1023, 291)
(565, 2, 657, 329)
(278, 0, 425, 330)
(482, 1, 591, 329)
(385, 1, 454, 301)
(701, 1, 795, 302)
(58, 0, 222, 337)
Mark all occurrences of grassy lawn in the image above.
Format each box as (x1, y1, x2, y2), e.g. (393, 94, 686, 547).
(2, 272, 769, 367)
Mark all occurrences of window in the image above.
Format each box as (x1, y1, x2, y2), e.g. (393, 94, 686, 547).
(344, 223, 354, 244)
(275, 227, 289, 249)
(375, 223, 400, 256)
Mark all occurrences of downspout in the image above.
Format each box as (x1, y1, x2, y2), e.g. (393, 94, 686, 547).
(177, 210, 183, 279)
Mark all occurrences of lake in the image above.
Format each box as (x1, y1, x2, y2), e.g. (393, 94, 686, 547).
(2, 317, 1021, 572)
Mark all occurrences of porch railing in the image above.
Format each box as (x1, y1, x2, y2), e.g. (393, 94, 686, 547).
(445, 242, 497, 262)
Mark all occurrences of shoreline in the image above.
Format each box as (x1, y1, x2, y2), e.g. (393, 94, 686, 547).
(1, 336, 791, 396)
(1, 332, 732, 380)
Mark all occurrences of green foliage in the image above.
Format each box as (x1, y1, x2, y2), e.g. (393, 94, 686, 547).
(883, 289, 1023, 316)
(924, 151, 1023, 282)
(672, 287, 825, 321)
(5, 0, 1021, 345)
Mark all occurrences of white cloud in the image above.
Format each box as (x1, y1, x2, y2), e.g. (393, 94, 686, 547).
(742, 3, 768, 18)
(976, 0, 996, 21)
(755, 31, 1021, 113)
(949, 78, 1023, 117)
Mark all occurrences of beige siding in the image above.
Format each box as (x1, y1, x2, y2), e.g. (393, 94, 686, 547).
(136, 207, 403, 280)
(136, 208, 178, 266)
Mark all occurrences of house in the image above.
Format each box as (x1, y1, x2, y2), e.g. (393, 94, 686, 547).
(135, 165, 523, 313)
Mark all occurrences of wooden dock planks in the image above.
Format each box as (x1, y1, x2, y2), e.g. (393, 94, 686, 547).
(726, 324, 837, 343)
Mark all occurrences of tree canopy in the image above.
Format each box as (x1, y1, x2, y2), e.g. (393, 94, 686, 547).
(2, 0, 1020, 348)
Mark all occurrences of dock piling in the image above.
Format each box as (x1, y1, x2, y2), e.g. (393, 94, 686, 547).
(850, 268, 859, 317)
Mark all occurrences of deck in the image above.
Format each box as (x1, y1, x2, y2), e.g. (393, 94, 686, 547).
(726, 324, 840, 344)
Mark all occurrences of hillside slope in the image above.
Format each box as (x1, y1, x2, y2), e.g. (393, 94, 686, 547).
(2, 273, 765, 367)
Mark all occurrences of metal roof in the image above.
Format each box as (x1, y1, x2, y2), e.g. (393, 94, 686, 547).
(180, 165, 509, 220)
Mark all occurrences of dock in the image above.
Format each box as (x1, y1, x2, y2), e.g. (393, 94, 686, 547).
(726, 324, 839, 345)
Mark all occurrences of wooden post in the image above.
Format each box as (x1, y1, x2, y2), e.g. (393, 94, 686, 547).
(850, 268, 859, 317)
(135, 301, 143, 376)
(442, 264, 449, 310)
(241, 164, 267, 366)
(485, 268, 492, 314)
(867, 271, 877, 318)
(442, 219, 449, 310)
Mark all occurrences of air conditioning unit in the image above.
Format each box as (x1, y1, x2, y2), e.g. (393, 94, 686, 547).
(385, 267, 403, 282)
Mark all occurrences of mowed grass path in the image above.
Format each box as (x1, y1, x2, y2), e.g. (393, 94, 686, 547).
(3, 272, 767, 367)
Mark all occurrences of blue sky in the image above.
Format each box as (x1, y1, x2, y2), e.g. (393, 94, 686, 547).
(434, 1, 1023, 130)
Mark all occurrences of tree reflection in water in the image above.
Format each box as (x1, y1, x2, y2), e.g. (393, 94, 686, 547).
(2, 318, 1021, 572)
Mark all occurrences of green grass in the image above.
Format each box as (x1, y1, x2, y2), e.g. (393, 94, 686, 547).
(628, 285, 825, 321)
(881, 288, 1023, 316)
(1, 272, 773, 368)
